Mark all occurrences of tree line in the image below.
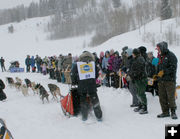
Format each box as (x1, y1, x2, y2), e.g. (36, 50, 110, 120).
(0, 0, 179, 46)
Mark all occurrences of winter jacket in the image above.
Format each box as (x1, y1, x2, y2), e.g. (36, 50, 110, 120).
(157, 42, 177, 82)
(146, 57, 156, 78)
(108, 55, 115, 71)
(25, 57, 31, 66)
(102, 57, 110, 72)
(71, 52, 98, 94)
(62, 56, 72, 70)
(0, 58, 5, 66)
(125, 55, 134, 74)
(112, 56, 122, 72)
(58, 57, 64, 70)
(35, 57, 42, 65)
(129, 56, 147, 81)
(31, 56, 35, 67)
(121, 52, 129, 69)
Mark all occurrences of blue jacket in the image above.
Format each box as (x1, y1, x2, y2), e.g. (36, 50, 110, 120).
(31, 56, 35, 67)
(102, 57, 110, 69)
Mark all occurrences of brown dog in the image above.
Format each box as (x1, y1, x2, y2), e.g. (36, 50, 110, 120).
(48, 84, 63, 102)
(15, 77, 22, 84)
(14, 82, 22, 90)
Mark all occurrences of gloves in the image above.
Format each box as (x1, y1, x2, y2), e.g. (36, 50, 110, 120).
(153, 70, 164, 81)
(157, 70, 164, 78)
(153, 75, 158, 81)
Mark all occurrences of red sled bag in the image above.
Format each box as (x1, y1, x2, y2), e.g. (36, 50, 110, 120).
(60, 88, 80, 117)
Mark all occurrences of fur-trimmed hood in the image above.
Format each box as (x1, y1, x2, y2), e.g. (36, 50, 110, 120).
(79, 51, 95, 62)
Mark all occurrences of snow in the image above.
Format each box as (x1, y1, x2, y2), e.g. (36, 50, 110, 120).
(0, 72, 180, 139)
(0, 15, 180, 139)
(0, 0, 40, 9)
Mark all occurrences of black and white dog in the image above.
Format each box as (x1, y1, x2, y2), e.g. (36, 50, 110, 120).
(35, 84, 49, 104)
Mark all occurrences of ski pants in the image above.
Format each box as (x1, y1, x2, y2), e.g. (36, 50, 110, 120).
(158, 81, 176, 114)
(129, 81, 139, 105)
(79, 91, 102, 120)
(134, 78, 147, 106)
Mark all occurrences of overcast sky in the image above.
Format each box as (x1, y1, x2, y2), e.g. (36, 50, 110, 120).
(0, 0, 39, 9)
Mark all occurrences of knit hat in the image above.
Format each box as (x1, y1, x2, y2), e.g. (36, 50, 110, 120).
(132, 48, 140, 56)
(138, 46, 147, 54)
(114, 51, 119, 56)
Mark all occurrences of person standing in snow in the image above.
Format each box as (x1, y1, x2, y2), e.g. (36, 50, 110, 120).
(71, 51, 103, 121)
(155, 41, 178, 119)
(123, 48, 139, 107)
(25, 55, 31, 72)
(129, 48, 148, 114)
(0, 57, 6, 72)
(102, 51, 110, 86)
(108, 49, 115, 87)
(120, 46, 129, 69)
(112, 51, 122, 88)
(99, 51, 104, 69)
(35, 55, 42, 73)
(31, 56, 36, 72)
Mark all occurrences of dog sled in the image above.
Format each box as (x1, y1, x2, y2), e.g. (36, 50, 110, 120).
(8, 61, 24, 73)
(60, 87, 81, 117)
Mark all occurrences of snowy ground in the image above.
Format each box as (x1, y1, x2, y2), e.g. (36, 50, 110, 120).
(0, 72, 180, 139)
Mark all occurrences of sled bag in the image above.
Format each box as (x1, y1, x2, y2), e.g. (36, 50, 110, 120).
(60, 93, 74, 116)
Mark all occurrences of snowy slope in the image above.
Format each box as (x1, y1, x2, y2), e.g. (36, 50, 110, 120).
(0, 16, 93, 69)
(0, 0, 40, 9)
(0, 16, 180, 139)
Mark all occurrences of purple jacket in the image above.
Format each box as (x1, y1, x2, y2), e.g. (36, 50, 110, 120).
(108, 55, 115, 71)
(112, 56, 122, 72)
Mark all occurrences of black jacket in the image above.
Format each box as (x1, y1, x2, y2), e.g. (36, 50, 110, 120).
(129, 56, 147, 81)
(157, 42, 177, 82)
(146, 57, 156, 78)
(71, 52, 99, 94)
(71, 62, 99, 94)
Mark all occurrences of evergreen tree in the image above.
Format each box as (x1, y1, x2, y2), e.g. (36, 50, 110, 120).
(160, 0, 172, 20)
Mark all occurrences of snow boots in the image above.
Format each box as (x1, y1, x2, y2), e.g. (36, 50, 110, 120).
(157, 113, 170, 118)
(157, 109, 178, 119)
(171, 109, 178, 119)
(134, 105, 148, 114)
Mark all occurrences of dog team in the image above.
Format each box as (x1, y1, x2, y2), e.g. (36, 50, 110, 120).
(6, 77, 63, 103)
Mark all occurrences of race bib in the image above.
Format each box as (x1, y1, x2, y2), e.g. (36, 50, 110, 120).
(77, 62, 95, 80)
